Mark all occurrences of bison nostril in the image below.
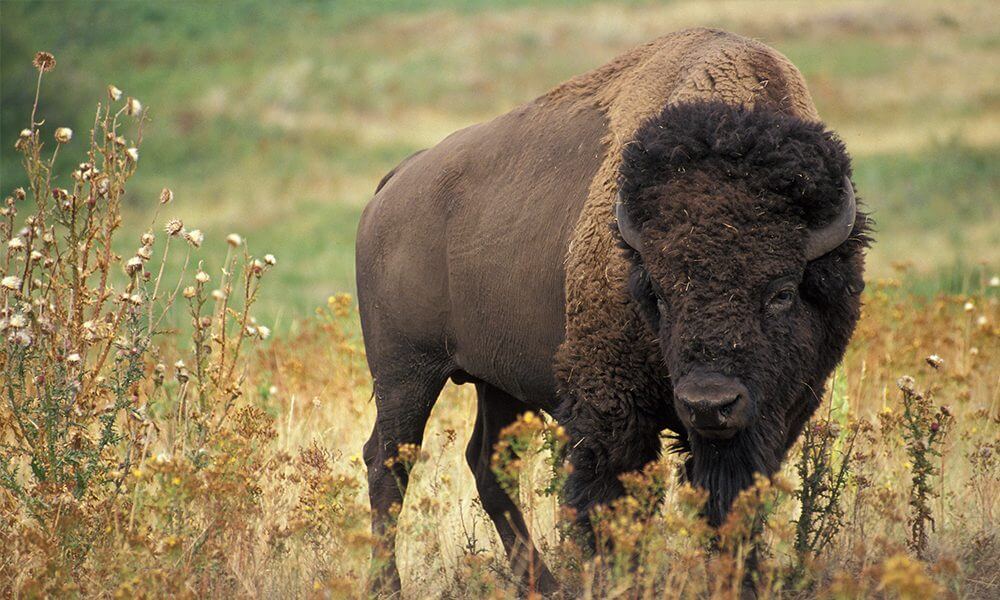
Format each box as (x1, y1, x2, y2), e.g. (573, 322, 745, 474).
(717, 396, 740, 418)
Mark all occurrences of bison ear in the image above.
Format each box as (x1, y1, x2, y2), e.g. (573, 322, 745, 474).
(628, 263, 660, 330)
(615, 192, 644, 251)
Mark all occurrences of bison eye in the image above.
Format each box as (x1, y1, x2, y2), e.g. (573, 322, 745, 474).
(650, 280, 668, 314)
(766, 287, 797, 312)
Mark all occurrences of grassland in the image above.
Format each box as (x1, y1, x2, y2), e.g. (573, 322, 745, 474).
(0, 1, 998, 598)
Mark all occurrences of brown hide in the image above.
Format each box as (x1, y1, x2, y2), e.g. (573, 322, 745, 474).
(357, 28, 817, 407)
(356, 97, 606, 405)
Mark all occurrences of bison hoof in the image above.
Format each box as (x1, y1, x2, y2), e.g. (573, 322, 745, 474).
(739, 580, 758, 600)
(368, 568, 402, 599)
(533, 568, 560, 596)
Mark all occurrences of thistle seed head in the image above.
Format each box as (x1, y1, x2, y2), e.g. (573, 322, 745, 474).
(165, 219, 184, 236)
(184, 229, 203, 248)
(125, 257, 143, 275)
(33, 51, 56, 72)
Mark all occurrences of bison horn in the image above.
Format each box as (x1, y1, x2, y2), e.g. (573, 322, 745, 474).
(805, 176, 856, 261)
(615, 194, 644, 251)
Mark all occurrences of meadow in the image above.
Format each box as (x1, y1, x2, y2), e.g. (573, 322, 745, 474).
(0, 0, 998, 598)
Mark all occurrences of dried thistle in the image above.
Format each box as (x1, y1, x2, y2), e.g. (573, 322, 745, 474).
(32, 51, 56, 72)
(126, 96, 143, 116)
(54, 127, 73, 143)
(165, 218, 184, 236)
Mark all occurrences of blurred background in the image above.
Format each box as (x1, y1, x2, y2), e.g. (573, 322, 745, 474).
(2, 0, 997, 327)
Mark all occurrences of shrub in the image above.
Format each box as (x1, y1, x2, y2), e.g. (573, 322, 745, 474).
(0, 52, 278, 596)
(896, 375, 953, 558)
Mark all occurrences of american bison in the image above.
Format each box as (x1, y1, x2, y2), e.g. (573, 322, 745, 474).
(356, 27, 870, 594)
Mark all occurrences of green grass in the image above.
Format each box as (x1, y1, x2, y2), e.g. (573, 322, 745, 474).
(2, 0, 998, 325)
(855, 141, 999, 289)
(781, 38, 916, 79)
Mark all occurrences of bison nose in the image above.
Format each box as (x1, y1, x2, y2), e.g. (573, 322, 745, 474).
(674, 373, 752, 439)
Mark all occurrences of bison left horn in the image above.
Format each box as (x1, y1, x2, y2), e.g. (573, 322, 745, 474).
(805, 176, 856, 261)
(615, 193, 644, 251)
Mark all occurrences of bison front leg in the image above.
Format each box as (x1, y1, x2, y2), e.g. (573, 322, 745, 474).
(561, 403, 663, 552)
(467, 383, 559, 595)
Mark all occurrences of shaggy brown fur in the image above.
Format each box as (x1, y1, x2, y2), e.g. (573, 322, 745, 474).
(548, 27, 865, 528)
(557, 99, 869, 528)
(355, 27, 870, 595)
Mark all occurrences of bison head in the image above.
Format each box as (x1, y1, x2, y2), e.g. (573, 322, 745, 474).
(614, 101, 870, 523)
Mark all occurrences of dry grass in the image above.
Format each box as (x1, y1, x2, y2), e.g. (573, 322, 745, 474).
(231, 279, 998, 599)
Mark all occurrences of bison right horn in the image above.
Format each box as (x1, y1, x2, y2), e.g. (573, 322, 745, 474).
(805, 176, 856, 261)
(615, 192, 644, 251)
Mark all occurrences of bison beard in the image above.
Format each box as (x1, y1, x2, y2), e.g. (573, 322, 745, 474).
(687, 429, 782, 527)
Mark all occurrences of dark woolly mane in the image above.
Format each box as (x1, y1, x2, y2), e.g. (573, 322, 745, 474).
(618, 101, 856, 230)
(615, 100, 872, 318)
(610, 101, 873, 527)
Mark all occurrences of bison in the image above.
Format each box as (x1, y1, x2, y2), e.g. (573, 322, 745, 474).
(356, 27, 870, 594)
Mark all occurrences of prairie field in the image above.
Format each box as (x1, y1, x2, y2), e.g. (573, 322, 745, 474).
(0, 1, 998, 598)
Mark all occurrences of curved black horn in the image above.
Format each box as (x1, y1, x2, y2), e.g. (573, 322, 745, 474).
(805, 176, 856, 261)
(615, 192, 643, 250)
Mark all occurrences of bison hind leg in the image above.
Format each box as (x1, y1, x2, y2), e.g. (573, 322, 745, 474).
(467, 383, 559, 595)
(364, 367, 448, 596)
